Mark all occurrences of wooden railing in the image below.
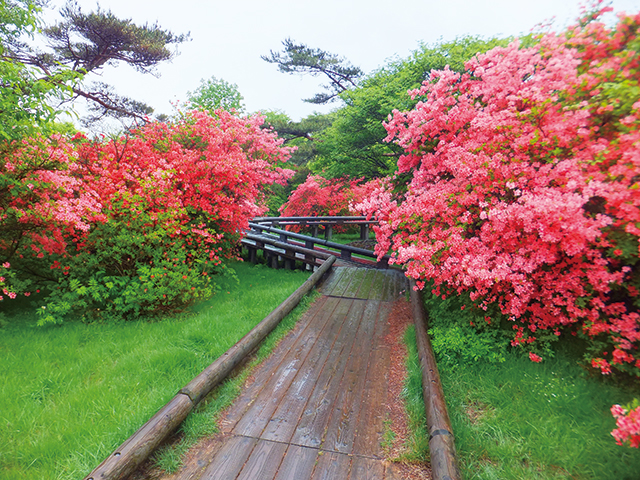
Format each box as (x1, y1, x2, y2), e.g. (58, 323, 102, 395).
(252, 216, 376, 241)
(242, 219, 390, 269)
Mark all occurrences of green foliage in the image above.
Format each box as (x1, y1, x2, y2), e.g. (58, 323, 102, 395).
(186, 76, 245, 113)
(1, 1, 187, 127)
(0, 261, 311, 479)
(37, 194, 222, 325)
(421, 285, 512, 367)
(0, 1, 76, 141)
(312, 36, 511, 179)
(428, 324, 508, 367)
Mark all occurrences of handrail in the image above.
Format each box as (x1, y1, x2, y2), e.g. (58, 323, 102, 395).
(253, 216, 372, 223)
(252, 216, 377, 241)
(247, 222, 390, 267)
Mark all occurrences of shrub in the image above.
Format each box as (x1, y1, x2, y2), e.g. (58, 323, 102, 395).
(279, 175, 386, 232)
(2, 110, 294, 323)
(357, 5, 640, 377)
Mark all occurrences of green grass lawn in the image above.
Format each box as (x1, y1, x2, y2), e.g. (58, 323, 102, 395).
(0, 261, 311, 480)
(403, 325, 640, 479)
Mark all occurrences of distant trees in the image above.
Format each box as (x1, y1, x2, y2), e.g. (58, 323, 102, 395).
(264, 36, 511, 180)
(187, 76, 245, 113)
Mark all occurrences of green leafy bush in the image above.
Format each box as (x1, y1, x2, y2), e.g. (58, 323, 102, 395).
(428, 324, 508, 367)
(37, 195, 223, 325)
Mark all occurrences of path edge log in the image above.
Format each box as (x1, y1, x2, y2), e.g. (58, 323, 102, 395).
(84, 255, 336, 480)
(410, 279, 461, 480)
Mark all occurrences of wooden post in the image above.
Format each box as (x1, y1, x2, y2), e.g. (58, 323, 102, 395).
(312, 225, 319, 238)
(256, 241, 264, 265)
(409, 280, 461, 480)
(268, 252, 279, 269)
(284, 249, 294, 270)
(304, 239, 315, 266)
(325, 224, 333, 240)
(360, 224, 369, 241)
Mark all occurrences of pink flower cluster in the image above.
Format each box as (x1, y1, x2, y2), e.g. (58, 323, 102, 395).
(280, 176, 386, 232)
(357, 5, 640, 377)
(1, 110, 293, 298)
(611, 404, 640, 448)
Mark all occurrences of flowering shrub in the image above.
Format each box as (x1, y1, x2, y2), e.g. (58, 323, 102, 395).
(2, 110, 293, 323)
(280, 175, 385, 232)
(0, 135, 104, 300)
(611, 401, 640, 448)
(357, 5, 640, 377)
(280, 175, 358, 218)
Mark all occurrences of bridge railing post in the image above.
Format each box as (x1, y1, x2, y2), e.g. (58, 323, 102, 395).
(360, 224, 369, 241)
(325, 224, 333, 240)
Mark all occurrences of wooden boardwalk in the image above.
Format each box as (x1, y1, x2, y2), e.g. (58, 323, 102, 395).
(177, 267, 408, 480)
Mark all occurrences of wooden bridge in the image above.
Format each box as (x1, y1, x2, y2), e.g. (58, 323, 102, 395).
(172, 267, 409, 479)
(87, 218, 459, 480)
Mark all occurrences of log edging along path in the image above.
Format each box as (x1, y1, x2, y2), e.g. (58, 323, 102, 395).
(410, 279, 461, 480)
(84, 256, 337, 480)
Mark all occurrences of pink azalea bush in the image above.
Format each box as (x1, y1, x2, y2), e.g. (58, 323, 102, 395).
(0, 110, 293, 322)
(611, 402, 640, 448)
(0, 135, 104, 301)
(358, 4, 640, 376)
(279, 175, 385, 232)
(354, 4, 640, 445)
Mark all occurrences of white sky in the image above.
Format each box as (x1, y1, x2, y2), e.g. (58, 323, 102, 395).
(43, 0, 640, 123)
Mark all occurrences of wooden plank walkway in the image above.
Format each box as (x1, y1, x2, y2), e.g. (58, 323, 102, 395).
(177, 267, 408, 480)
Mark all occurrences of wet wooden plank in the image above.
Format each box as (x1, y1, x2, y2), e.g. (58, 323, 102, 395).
(309, 451, 352, 480)
(231, 297, 345, 438)
(395, 271, 408, 299)
(273, 444, 318, 480)
(319, 267, 347, 296)
(328, 267, 358, 298)
(323, 300, 381, 454)
(199, 435, 257, 480)
(367, 269, 388, 301)
(354, 268, 377, 299)
(219, 296, 333, 433)
(290, 299, 367, 449)
(353, 302, 393, 457)
(380, 271, 395, 302)
(235, 438, 288, 480)
(348, 456, 385, 479)
(261, 298, 354, 443)
(340, 268, 369, 299)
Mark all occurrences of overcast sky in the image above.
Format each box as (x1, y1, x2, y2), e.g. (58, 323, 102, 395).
(43, 0, 640, 124)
